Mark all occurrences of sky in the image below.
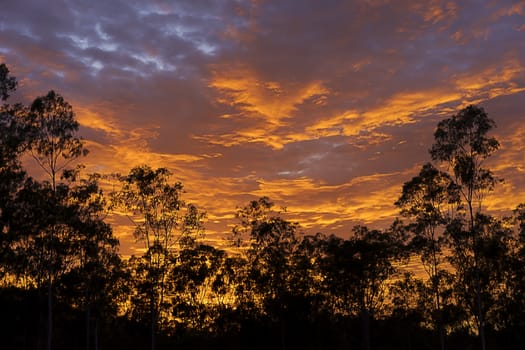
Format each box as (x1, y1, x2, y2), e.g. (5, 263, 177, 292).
(1, 0, 525, 255)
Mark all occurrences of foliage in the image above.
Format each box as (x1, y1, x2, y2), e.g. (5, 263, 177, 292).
(0, 63, 17, 101)
(113, 165, 206, 349)
(2, 63, 525, 349)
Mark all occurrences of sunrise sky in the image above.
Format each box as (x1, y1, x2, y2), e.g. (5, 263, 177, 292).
(1, 0, 524, 255)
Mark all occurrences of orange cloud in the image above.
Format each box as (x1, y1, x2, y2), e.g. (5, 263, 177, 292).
(210, 68, 328, 122)
(206, 65, 329, 148)
(301, 88, 458, 146)
(454, 57, 525, 98)
(74, 103, 125, 137)
(203, 54, 524, 152)
(411, 0, 457, 28)
(422, 1, 458, 25)
(251, 171, 411, 231)
(492, 2, 525, 19)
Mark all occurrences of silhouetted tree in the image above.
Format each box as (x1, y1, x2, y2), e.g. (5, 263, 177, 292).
(26, 90, 88, 192)
(113, 165, 205, 350)
(26, 90, 88, 350)
(232, 197, 301, 350)
(496, 204, 525, 343)
(57, 172, 123, 350)
(0, 63, 17, 101)
(396, 162, 460, 350)
(170, 244, 226, 334)
(430, 105, 499, 350)
(0, 64, 28, 281)
(321, 225, 405, 350)
(445, 213, 514, 338)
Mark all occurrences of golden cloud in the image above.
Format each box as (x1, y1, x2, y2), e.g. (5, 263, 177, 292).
(74, 103, 125, 137)
(301, 88, 458, 146)
(422, 1, 458, 25)
(454, 57, 525, 98)
(206, 65, 329, 148)
(492, 2, 525, 20)
(210, 67, 328, 122)
(251, 171, 411, 230)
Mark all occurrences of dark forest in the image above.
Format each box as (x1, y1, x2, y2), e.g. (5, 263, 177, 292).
(2, 62, 525, 350)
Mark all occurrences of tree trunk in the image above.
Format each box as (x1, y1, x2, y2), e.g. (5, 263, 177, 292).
(360, 308, 371, 350)
(86, 296, 91, 350)
(470, 202, 486, 350)
(280, 319, 287, 350)
(439, 321, 446, 350)
(47, 277, 53, 350)
(47, 233, 54, 350)
(151, 297, 156, 350)
(94, 318, 99, 350)
(475, 254, 486, 350)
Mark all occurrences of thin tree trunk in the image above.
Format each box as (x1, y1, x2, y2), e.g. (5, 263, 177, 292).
(47, 231, 54, 350)
(94, 318, 99, 350)
(360, 308, 371, 350)
(151, 296, 156, 350)
(47, 277, 53, 350)
(38, 287, 45, 350)
(435, 288, 446, 350)
(430, 231, 446, 350)
(86, 294, 91, 350)
(469, 201, 486, 350)
(280, 319, 287, 350)
(475, 252, 486, 350)
(439, 322, 446, 350)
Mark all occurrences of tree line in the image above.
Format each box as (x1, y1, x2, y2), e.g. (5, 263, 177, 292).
(1, 62, 525, 350)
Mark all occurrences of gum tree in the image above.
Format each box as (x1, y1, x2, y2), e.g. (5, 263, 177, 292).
(396, 163, 459, 350)
(113, 165, 205, 350)
(430, 105, 499, 350)
(232, 197, 301, 350)
(0, 63, 27, 264)
(23, 90, 88, 350)
(321, 225, 405, 350)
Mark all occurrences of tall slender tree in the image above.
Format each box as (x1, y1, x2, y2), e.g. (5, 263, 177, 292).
(0, 64, 26, 278)
(232, 197, 300, 350)
(27, 90, 88, 191)
(113, 165, 205, 350)
(321, 225, 404, 350)
(396, 162, 460, 350)
(24, 90, 88, 350)
(59, 172, 122, 350)
(430, 105, 499, 350)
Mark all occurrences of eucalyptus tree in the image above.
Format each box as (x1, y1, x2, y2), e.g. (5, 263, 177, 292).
(7, 170, 124, 350)
(0, 63, 17, 101)
(452, 214, 513, 334)
(232, 197, 301, 350)
(16, 90, 88, 350)
(170, 244, 226, 333)
(113, 165, 205, 350)
(0, 64, 26, 246)
(430, 105, 499, 350)
(499, 204, 525, 333)
(288, 232, 328, 320)
(59, 172, 123, 350)
(0, 64, 27, 279)
(321, 225, 404, 350)
(396, 162, 460, 350)
(0, 103, 28, 202)
(26, 90, 88, 191)
(1, 65, 121, 349)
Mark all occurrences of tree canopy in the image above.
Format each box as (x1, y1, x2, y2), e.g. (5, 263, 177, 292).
(2, 63, 525, 350)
